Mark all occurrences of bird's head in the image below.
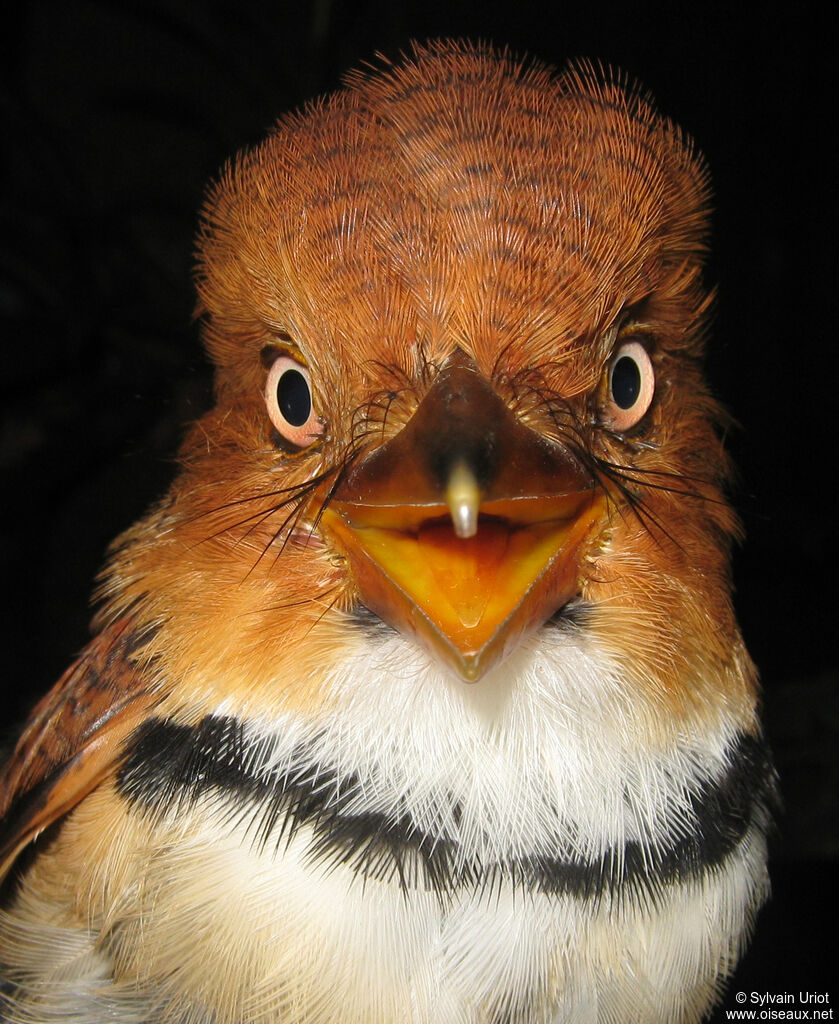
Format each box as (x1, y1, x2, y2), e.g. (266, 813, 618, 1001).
(101, 41, 753, 729)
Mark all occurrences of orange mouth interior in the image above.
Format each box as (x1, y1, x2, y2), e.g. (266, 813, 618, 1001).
(322, 491, 604, 679)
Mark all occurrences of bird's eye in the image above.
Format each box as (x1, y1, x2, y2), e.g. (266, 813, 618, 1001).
(264, 355, 323, 449)
(601, 340, 655, 432)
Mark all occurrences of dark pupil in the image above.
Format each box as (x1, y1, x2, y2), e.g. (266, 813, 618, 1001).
(611, 355, 641, 410)
(277, 369, 311, 427)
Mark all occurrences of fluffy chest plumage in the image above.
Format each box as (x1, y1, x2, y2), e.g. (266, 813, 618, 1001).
(1, 626, 771, 1024)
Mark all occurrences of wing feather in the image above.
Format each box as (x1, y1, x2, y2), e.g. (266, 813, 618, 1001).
(0, 616, 161, 880)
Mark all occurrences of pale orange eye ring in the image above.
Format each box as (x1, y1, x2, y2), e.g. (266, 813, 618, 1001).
(264, 355, 323, 449)
(601, 340, 655, 432)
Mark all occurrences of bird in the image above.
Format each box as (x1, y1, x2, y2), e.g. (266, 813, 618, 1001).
(0, 39, 775, 1024)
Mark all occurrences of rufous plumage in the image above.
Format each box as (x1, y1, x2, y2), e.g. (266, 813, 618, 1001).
(0, 40, 774, 1024)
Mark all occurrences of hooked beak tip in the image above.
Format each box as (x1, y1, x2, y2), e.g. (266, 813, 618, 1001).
(446, 461, 481, 538)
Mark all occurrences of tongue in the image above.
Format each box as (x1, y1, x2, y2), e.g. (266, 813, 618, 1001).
(417, 518, 510, 628)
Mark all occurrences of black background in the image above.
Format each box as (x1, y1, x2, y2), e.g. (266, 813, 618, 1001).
(1, 1, 835, 1015)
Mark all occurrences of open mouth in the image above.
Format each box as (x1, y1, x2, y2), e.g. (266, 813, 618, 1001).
(322, 490, 604, 681)
(316, 351, 607, 681)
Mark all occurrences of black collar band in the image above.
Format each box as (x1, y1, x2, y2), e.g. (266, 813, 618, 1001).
(117, 714, 776, 901)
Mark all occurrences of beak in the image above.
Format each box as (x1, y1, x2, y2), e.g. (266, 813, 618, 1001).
(320, 352, 605, 681)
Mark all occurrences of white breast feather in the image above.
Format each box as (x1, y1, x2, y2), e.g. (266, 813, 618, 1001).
(0, 627, 768, 1024)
